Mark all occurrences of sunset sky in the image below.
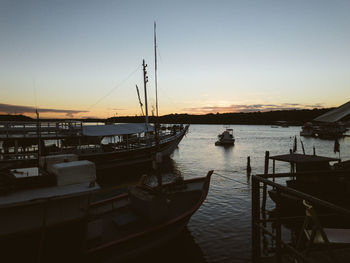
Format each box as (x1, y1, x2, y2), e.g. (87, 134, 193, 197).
(1, 0, 350, 118)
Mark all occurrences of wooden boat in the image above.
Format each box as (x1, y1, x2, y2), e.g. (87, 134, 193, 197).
(0, 110, 188, 173)
(85, 170, 213, 261)
(215, 128, 235, 146)
(0, 156, 100, 262)
(0, 165, 213, 262)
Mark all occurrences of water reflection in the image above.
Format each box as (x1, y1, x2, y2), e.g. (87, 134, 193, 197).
(123, 228, 207, 263)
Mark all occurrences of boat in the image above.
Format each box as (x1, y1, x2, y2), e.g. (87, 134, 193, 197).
(300, 122, 347, 139)
(0, 156, 213, 262)
(275, 121, 289, 127)
(215, 128, 235, 146)
(0, 26, 188, 173)
(84, 170, 213, 261)
(0, 155, 100, 261)
(300, 122, 315, 137)
(300, 101, 350, 139)
(0, 59, 189, 172)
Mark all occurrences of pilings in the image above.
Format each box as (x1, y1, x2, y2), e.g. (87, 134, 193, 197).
(247, 156, 252, 176)
(251, 176, 261, 262)
(262, 151, 269, 211)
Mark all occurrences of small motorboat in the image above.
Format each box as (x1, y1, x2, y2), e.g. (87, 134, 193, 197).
(215, 128, 235, 146)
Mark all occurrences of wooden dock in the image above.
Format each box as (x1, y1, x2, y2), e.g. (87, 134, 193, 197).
(252, 174, 350, 263)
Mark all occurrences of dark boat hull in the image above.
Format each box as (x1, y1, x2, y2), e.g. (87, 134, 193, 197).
(85, 172, 213, 262)
(0, 125, 189, 172)
(0, 171, 212, 263)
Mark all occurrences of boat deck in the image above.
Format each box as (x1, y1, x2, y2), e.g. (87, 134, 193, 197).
(86, 188, 202, 256)
(0, 182, 100, 208)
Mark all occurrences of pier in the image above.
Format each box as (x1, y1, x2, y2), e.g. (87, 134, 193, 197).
(252, 174, 350, 263)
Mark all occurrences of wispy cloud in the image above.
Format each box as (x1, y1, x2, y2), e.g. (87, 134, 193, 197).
(182, 103, 324, 114)
(0, 103, 88, 117)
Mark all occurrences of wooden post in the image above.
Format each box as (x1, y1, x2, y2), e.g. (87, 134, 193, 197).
(252, 176, 261, 263)
(247, 156, 252, 176)
(289, 149, 294, 173)
(272, 159, 276, 182)
(262, 151, 269, 211)
(275, 189, 282, 263)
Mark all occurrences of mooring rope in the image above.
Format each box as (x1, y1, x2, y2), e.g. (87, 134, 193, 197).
(88, 64, 142, 110)
(213, 171, 250, 187)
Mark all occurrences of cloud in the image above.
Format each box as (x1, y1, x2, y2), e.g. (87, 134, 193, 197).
(0, 103, 88, 117)
(182, 103, 325, 114)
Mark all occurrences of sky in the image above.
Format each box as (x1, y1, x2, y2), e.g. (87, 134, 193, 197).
(1, 0, 350, 118)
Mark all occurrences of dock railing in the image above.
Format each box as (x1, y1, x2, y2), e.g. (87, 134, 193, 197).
(252, 174, 350, 263)
(0, 120, 83, 139)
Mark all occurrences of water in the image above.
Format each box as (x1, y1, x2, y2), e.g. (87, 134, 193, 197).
(110, 124, 350, 263)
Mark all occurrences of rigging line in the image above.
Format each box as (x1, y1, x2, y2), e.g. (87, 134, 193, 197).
(32, 78, 38, 112)
(154, 21, 159, 118)
(213, 172, 250, 186)
(88, 65, 141, 110)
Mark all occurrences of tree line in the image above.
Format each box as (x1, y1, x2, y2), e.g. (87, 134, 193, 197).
(0, 108, 337, 125)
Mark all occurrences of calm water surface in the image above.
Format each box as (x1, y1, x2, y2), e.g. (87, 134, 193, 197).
(118, 124, 350, 263)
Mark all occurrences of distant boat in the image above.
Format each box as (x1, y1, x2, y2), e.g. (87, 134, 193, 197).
(300, 101, 350, 139)
(275, 121, 289, 127)
(215, 128, 235, 146)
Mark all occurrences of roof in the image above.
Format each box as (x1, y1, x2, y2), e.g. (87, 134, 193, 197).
(82, 123, 154, 137)
(314, 101, 350, 123)
(269, 153, 339, 164)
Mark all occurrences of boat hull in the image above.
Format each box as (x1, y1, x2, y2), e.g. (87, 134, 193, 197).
(0, 171, 212, 262)
(85, 172, 213, 261)
(0, 125, 189, 172)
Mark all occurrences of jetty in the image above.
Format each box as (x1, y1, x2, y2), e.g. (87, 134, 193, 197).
(251, 151, 350, 262)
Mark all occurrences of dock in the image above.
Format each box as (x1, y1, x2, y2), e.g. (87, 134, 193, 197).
(251, 174, 350, 263)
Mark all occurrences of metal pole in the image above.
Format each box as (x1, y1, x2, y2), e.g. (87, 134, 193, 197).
(142, 60, 149, 129)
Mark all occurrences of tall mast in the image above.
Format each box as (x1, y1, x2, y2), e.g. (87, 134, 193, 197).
(142, 59, 149, 129)
(154, 22, 159, 118)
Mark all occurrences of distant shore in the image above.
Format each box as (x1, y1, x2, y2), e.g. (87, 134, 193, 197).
(1, 108, 344, 125)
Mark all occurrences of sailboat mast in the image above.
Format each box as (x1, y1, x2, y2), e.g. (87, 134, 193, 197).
(142, 59, 149, 128)
(154, 22, 159, 118)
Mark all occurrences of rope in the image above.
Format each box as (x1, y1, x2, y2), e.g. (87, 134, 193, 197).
(213, 171, 250, 186)
(88, 64, 142, 110)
